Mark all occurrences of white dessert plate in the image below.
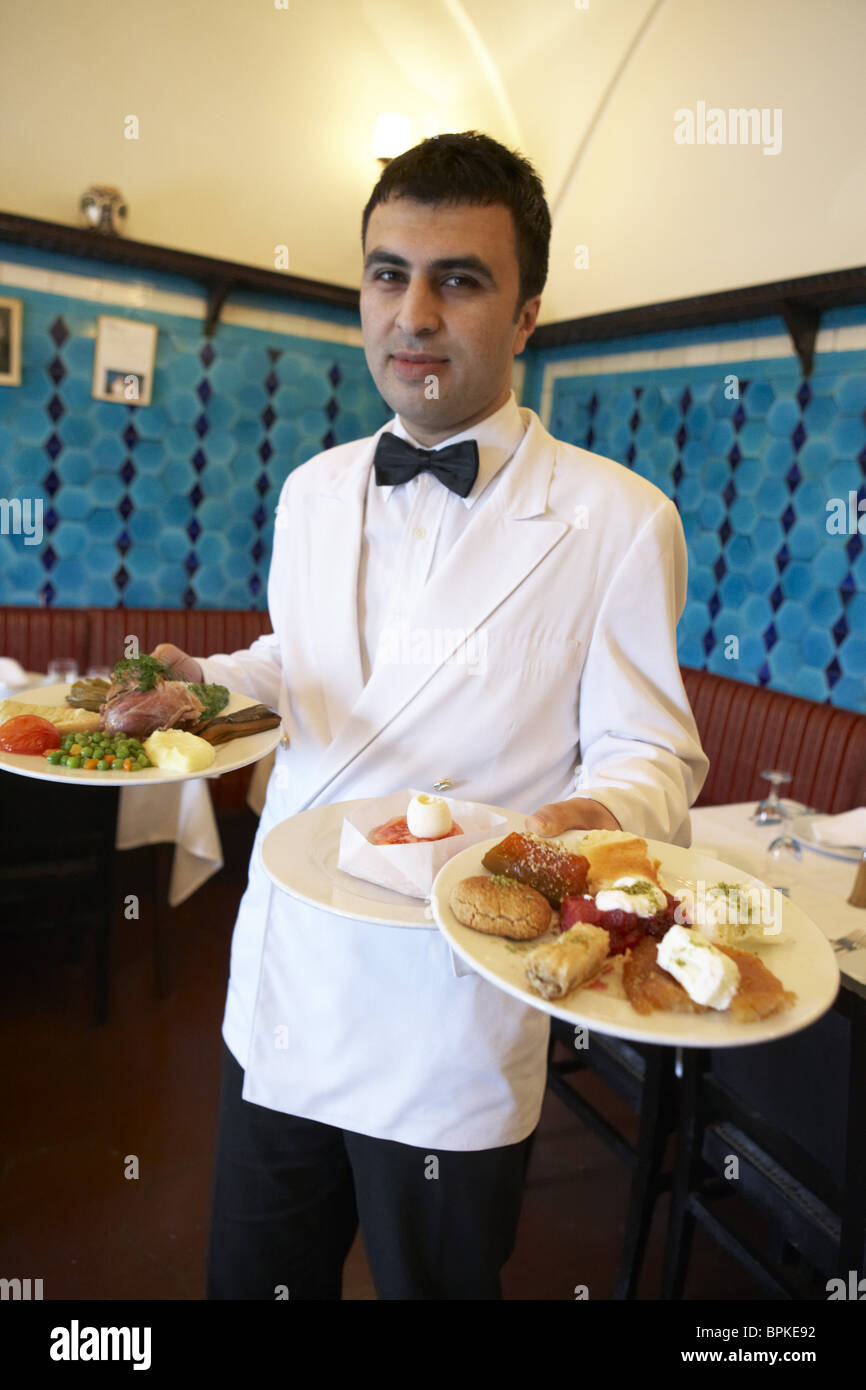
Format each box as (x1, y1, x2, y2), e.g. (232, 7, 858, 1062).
(430, 832, 840, 1048)
(260, 797, 527, 928)
(0, 683, 283, 786)
(790, 813, 864, 863)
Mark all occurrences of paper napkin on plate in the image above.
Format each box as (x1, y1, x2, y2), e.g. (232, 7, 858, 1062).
(810, 807, 866, 848)
(337, 787, 507, 899)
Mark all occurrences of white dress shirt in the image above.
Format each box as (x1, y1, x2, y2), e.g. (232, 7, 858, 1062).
(357, 392, 527, 684)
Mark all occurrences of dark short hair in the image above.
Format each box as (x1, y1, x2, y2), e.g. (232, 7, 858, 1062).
(361, 130, 551, 321)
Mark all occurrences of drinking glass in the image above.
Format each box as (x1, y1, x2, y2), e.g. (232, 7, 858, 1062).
(752, 769, 792, 825)
(46, 657, 79, 685)
(764, 834, 803, 896)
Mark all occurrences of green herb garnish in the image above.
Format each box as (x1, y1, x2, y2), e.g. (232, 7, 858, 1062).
(111, 653, 171, 691)
(188, 681, 229, 720)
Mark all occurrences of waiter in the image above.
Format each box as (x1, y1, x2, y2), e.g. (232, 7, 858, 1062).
(154, 131, 709, 1300)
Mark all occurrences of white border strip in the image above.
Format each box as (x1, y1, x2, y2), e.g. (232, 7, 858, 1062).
(0, 258, 364, 347)
(539, 324, 866, 424)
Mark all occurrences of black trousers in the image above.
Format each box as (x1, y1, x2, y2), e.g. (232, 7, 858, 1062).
(206, 1041, 533, 1300)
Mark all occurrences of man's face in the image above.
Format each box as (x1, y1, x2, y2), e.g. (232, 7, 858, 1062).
(360, 197, 541, 446)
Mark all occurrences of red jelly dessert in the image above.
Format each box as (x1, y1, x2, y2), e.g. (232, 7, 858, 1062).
(560, 889, 684, 956)
(368, 815, 464, 845)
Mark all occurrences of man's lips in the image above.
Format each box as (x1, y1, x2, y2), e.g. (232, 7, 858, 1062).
(390, 353, 449, 380)
(391, 354, 448, 363)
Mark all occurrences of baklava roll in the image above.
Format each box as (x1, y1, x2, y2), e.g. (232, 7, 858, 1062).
(524, 923, 610, 1000)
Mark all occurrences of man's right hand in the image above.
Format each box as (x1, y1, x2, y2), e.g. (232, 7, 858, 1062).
(150, 643, 203, 684)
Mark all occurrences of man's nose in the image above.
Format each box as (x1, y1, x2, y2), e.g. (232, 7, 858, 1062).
(395, 278, 442, 336)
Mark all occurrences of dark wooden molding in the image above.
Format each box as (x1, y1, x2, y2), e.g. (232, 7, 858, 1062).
(779, 299, 821, 378)
(204, 279, 234, 338)
(530, 266, 866, 372)
(2, 211, 865, 361)
(0, 210, 360, 328)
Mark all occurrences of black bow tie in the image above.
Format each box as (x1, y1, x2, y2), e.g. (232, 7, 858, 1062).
(373, 433, 479, 498)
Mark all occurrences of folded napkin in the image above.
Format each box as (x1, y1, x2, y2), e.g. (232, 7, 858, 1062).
(0, 657, 33, 695)
(810, 807, 866, 848)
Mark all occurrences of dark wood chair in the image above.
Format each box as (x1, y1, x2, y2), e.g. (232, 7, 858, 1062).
(662, 985, 866, 1299)
(547, 1021, 677, 1298)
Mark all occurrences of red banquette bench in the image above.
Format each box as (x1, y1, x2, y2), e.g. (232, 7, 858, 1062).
(1, 607, 864, 817)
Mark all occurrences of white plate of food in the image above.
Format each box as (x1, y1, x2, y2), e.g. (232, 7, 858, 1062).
(0, 665, 283, 786)
(790, 813, 864, 863)
(260, 795, 528, 928)
(430, 829, 840, 1047)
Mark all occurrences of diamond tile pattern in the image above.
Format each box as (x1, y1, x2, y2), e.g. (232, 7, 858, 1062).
(1, 267, 864, 714)
(550, 356, 866, 712)
(0, 287, 390, 611)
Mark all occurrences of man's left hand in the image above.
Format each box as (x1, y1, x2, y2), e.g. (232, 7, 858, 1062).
(525, 797, 621, 836)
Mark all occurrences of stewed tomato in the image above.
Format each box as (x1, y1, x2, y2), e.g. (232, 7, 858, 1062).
(0, 714, 62, 755)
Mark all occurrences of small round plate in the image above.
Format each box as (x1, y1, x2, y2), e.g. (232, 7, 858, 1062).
(260, 798, 527, 928)
(431, 832, 840, 1048)
(790, 813, 864, 863)
(0, 683, 283, 786)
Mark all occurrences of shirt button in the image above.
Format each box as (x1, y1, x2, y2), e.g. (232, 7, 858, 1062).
(413, 526, 426, 540)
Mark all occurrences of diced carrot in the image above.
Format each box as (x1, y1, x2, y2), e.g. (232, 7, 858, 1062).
(84, 758, 98, 770)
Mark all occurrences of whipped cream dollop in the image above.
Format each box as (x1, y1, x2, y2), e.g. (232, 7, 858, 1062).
(406, 793, 453, 839)
(594, 875, 667, 918)
(656, 924, 741, 1010)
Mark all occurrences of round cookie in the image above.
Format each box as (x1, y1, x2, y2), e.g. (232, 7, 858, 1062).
(449, 874, 552, 940)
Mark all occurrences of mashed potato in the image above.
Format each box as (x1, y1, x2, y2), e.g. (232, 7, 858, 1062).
(143, 729, 216, 772)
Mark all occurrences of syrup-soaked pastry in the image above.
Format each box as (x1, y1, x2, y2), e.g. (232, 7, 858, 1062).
(481, 831, 589, 908)
(717, 944, 797, 1021)
(623, 936, 707, 1016)
(623, 935, 796, 1020)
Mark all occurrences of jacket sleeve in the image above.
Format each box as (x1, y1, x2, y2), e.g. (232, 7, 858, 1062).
(565, 497, 709, 846)
(194, 476, 292, 710)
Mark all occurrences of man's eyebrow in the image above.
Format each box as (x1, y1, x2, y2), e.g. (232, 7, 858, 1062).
(363, 249, 498, 285)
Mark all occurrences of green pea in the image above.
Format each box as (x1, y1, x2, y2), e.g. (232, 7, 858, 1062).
(137, 755, 150, 768)
(47, 750, 63, 764)
(96, 759, 109, 771)
(66, 755, 82, 769)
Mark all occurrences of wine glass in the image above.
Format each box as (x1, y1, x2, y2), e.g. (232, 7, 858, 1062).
(752, 769, 792, 825)
(46, 657, 79, 686)
(764, 833, 803, 896)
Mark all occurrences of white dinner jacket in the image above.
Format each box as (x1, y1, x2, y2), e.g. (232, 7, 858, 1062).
(197, 405, 709, 1150)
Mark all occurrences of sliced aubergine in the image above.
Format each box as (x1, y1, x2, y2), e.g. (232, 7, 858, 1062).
(189, 704, 281, 745)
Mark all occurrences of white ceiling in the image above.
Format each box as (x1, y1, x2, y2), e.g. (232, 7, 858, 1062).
(1, 0, 864, 322)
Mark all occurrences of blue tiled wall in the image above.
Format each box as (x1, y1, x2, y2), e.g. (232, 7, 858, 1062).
(523, 316, 866, 713)
(0, 247, 390, 608)
(1, 244, 864, 714)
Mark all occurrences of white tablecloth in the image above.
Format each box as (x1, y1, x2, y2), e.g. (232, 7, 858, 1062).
(115, 779, 223, 907)
(690, 801, 866, 987)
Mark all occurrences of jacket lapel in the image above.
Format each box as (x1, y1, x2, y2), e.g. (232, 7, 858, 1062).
(297, 410, 569, 811)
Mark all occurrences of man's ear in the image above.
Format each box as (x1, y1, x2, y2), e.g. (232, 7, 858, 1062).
(514, 296, 542, 352)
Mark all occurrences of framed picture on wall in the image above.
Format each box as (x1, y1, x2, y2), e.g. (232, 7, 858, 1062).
(0, 296, 22, 386)
(91, 314, 158, 406)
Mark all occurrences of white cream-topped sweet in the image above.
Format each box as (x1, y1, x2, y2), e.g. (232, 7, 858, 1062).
(656, 924, 741, 1010)
(406, 793, 453, 839)
(594, 875, 667, 918)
